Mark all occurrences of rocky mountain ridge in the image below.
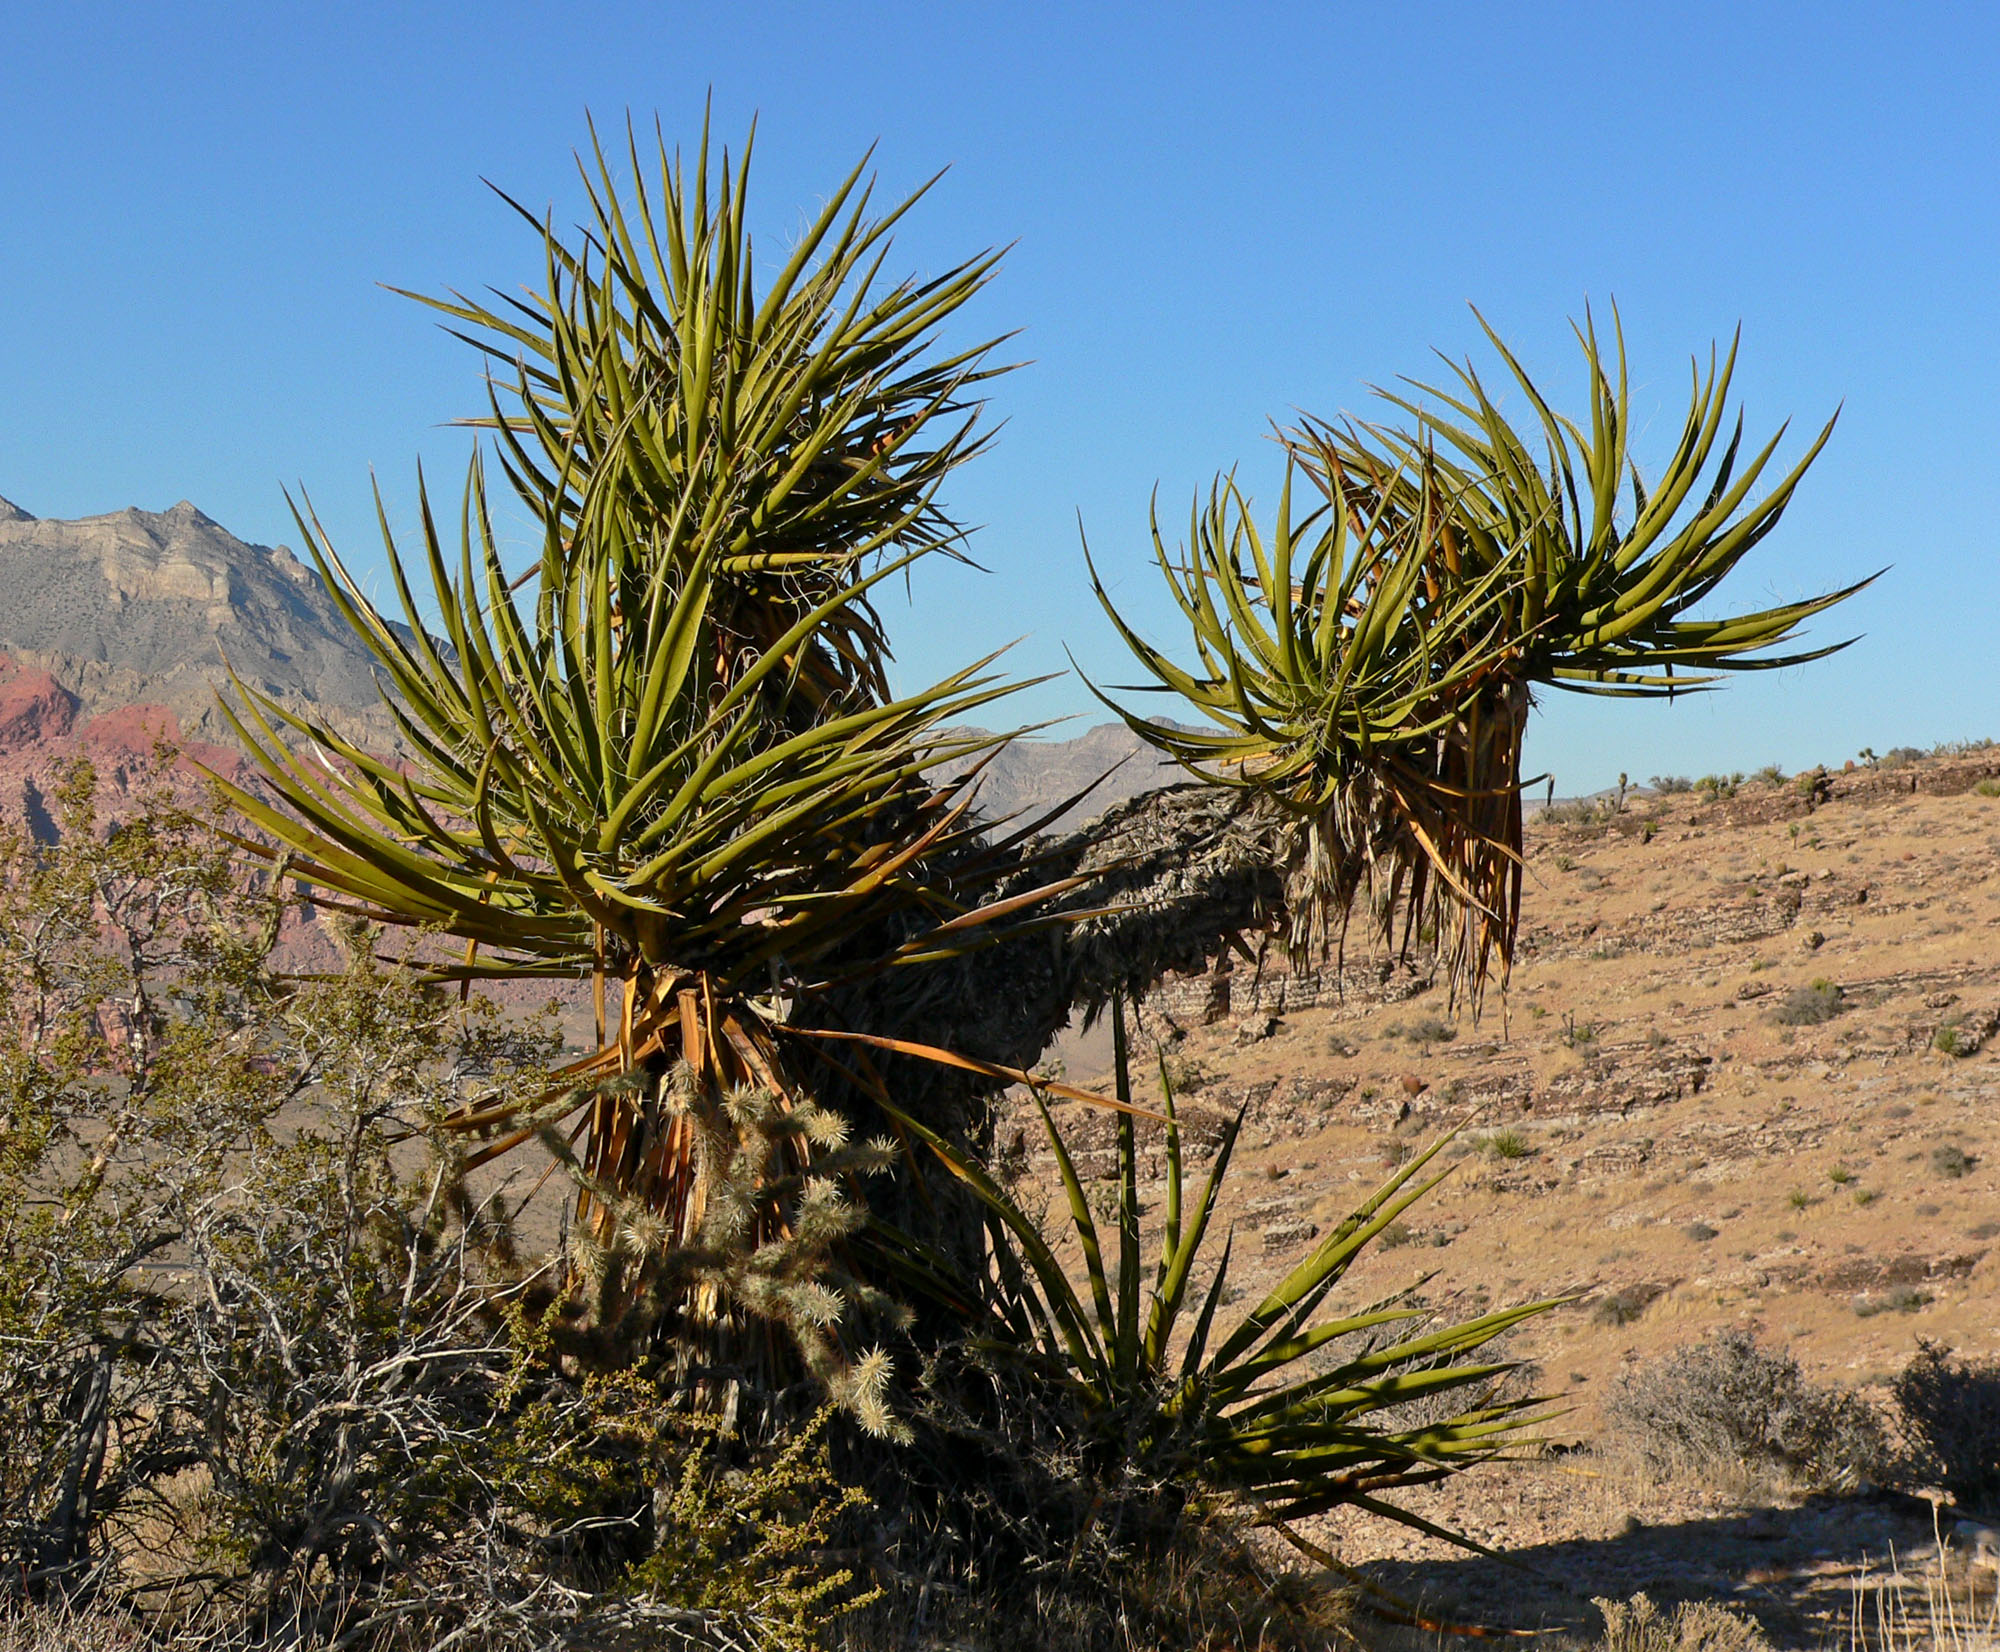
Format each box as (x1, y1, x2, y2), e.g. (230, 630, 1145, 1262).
(0, 494, 402, 750)
(0, 492, 1175, 834)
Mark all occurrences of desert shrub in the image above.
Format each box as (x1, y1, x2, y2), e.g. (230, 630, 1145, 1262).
(1604, 1330, 1888, 1489)
(1694, 772, 1744, 800)
(1684, 1222, 1719, 1243)
(1882, 746, 1925, 768)
(168, 1118, 879, 1651)
(1974, 779, 2000, 798)
(1852, 1285, 1931, 1317)
(1591, 1288, 1658, 1327)
(1929, 1143, 1974, 1178)
(1592, 1591, 1772, 1652)
(0, 767, 878, 1648)
(837, 1431, 1354, 1652)
(1541, 797, 1614, 825)
(1753, 763, 1785, 785)
(1891, 1341, 2000, 1510)
(1481, 1130, 1532, 1161)
(1772, 979, 1844, 1025)
(1648, 775, 1694, 794)
(1389, 1014, 1456, 1046)
(1157, 1047, 1213, 1094)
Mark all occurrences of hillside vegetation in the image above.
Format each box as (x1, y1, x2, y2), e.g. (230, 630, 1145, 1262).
(999, 750, 2000, 1642)
(11, 109, 1989, 1652)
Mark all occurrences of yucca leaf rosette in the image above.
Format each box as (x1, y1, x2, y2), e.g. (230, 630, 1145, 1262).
(878, 1002, 1561, 1535)
(203, 122, 1052, 1327)
(1093, 312, 1874, 1006)
(1085, 448, 1529, 998)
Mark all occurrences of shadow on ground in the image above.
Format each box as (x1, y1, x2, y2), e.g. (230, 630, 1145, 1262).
(1357, 1491, 1998, 1648)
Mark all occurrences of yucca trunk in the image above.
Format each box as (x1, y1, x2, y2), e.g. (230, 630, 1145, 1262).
(1423, 672, 1529, 993)
(1276, 674, 1525, 1001)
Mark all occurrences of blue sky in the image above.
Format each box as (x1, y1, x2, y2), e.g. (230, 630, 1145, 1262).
(2, 2, 1994, 791)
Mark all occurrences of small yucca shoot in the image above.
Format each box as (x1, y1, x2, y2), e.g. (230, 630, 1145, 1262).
(879, 999, 1562, 1535)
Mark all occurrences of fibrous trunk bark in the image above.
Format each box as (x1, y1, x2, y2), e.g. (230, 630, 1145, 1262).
(800, 782, 1289, 1257)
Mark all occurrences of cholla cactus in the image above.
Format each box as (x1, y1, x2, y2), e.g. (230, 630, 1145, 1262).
(548, 1076, 908, 1434)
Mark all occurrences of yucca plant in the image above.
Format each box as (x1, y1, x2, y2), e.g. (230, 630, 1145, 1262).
(878, 1005, 1558, 1535)
(1085, 451, 1526, 989)
(412, 115, 1010, 723)
(1310, 307, 1873, 698)
(202, 120, 1071, 1381)
(1093, 310, 1873, 1003)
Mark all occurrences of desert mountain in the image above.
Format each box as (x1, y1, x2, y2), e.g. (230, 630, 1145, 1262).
(0, 492, 1181, 834)
(943, 717, 1182, 833)
(0, 494, 402, 751)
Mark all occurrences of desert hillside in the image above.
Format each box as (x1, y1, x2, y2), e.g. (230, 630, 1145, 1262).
(5, 494, 1996, 1646)
(1006, 750, 2000, 1641)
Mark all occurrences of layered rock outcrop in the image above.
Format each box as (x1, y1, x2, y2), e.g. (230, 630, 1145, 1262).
(0, 494, 399, 749)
